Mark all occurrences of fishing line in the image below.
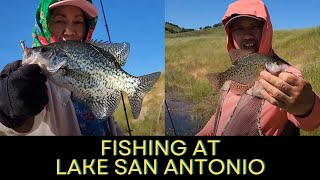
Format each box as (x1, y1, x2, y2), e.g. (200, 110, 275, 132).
(165, 99, 177, 136)
(99, 0, 132, 136)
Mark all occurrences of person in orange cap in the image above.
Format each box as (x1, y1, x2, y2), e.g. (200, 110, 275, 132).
(197, 0, 320, 136)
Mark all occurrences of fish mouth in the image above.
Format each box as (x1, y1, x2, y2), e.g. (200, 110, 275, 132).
(20, 40, 32, 61)
(46, 51, 67, 73)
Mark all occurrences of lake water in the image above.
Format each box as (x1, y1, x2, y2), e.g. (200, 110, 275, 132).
(165, 94, 206, 136)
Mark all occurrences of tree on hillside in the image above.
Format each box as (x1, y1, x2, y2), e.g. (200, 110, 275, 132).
(181, 28, 194, 32)
(165, 27, 177, 33)
(213, 23, 223, 28)
(165, 22, 180, 28)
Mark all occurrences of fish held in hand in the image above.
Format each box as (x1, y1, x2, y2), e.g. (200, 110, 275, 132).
(207, 49, 289, 97)
(20, 40, 161, 119)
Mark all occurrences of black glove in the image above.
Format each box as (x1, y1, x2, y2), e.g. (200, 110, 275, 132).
(0, 60, 48, 128)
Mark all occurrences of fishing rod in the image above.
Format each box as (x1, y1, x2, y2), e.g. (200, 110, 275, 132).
(165, 99, 177, 136)
(99, 0, 132, 136)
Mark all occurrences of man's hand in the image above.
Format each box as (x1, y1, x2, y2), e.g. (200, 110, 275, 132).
(259, 70, 315, 117)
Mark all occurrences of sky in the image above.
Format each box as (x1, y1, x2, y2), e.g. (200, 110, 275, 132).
(165, 0, 320, 30)
(0, 0, 164, 76)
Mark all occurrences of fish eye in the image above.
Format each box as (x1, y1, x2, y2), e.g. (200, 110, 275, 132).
(40, 47, 47, 52)
(60, 68, 69, 76)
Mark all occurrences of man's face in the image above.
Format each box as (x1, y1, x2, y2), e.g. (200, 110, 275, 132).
(229, 17, 264, 53)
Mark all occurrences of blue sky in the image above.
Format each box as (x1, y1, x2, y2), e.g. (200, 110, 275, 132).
(0, 0, 164, 76)
(165, 0, 320, 30)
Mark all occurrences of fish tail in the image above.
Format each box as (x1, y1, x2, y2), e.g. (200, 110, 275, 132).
(206, 73, 224, 95)
(128, 72, 161, 119)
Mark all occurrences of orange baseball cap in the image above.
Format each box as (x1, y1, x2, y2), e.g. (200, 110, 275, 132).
(49, 0, 98, 19)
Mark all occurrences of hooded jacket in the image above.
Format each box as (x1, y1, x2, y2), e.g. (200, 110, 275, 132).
(197, 0, 320, 136)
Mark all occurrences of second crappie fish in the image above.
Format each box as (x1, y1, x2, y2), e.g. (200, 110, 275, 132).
(21, 40, 161, 119)
(207, 50, 289, 96)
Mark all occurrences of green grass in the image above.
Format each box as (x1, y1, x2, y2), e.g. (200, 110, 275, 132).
(0, 131, 6, 136)
(166, 27, 230, 122)
(275, 27, 320, 136)
(300, 59, 320, 136)
(166, 26, 320, 136)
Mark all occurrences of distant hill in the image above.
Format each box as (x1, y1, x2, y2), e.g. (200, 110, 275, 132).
(165, 21, 224, 38)
(165, 22, 195, 34)
(165, 22, 182, 33)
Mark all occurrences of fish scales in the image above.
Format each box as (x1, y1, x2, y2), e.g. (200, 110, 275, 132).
(21, 40, 160, 119)
(207, 52, 289, 97)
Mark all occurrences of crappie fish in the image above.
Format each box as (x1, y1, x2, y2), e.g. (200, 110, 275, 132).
(207, 49, 289, 97)
(20, 40, 161, 119)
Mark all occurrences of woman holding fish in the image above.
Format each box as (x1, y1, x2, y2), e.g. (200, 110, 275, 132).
(0, 0, 127, 136)
(197, 0, 320, 136)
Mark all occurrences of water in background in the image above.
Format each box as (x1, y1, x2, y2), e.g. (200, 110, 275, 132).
(165, 94, 206, 136)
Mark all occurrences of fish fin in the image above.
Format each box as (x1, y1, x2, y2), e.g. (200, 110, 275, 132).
(229, 81, 251, 95)
(246, 81, 263, 98)
(221, 80, 232, 91)
(104, 42, 130, 66)
(229, 48, 253, 63)
(128, 72, 161, 119)
(87, 91, 121, 119)
(90, 40, 130, 66)
(206, 73, 224, 95)
(89, 39, 109, 49)
(57, 87, 71, 106)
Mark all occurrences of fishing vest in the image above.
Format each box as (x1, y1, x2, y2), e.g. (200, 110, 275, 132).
(213, 82, 300, 136)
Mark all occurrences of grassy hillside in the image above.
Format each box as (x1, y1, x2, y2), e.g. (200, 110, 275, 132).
(165, 22, 195, 35)
(114, 72, 165, 136)
(165, 22, 183, 34)
(166, 25, 320, 136)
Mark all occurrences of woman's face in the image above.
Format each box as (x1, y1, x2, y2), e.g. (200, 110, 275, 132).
(49, 5, 86, 42)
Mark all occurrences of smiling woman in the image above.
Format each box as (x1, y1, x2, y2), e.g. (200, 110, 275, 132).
(48, 6, 87, 41)
(33, 0, 98, 47)
(0, 0, 164, 77)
